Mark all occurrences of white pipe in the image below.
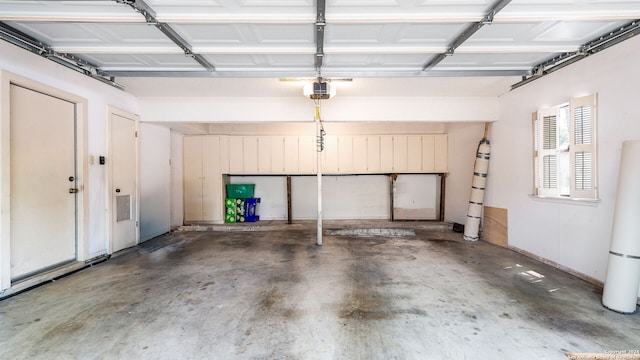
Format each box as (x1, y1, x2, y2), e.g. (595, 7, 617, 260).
(602, 140, 640, 313)
(464, 138, 491, 241)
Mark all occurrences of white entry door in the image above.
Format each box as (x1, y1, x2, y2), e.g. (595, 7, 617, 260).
(10, 85, 77, 281)
(110, 111, 138, 252)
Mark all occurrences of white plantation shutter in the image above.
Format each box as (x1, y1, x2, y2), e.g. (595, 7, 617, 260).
(536, 108, 559, 197)
(570, 94, 597, 199)
(532, 112, 539, 192)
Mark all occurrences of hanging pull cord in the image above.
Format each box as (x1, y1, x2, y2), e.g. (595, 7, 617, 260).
(315, 102, 326, 152)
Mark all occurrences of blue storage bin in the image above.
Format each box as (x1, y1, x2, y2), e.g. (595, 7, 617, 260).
(245, 198, 260, 222)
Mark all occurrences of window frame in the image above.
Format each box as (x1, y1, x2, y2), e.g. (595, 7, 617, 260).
(532, 94, 598, 200)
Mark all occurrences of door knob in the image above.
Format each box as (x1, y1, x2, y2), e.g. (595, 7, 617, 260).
(115, 188, 121, 193)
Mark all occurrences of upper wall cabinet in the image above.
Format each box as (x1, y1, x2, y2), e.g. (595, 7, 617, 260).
(186, 133, 448, 177)
(257, 136, 285, 174)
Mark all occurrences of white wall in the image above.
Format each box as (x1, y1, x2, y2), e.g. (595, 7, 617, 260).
(292, 175, 390, 220)
(487, 35, 640, 288)
(229, 176, 288, 220)
(444, 122, 487, 224)
(394, 174, 440, 220)
(140, 123, 171, 241)
(228, 175, 392, 220)
(170, 131, 184, 227)
(138, 96, 499, 123)
(0, 41, 138, 265)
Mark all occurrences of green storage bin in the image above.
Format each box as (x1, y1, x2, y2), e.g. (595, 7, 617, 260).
(226, 184, 255, 199)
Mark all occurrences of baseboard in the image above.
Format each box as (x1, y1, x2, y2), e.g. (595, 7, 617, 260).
(508, 245, 640, 306)
(1, 261, 87, 300)
(508, 245, 603, 286)
(1, 254, 110, 300)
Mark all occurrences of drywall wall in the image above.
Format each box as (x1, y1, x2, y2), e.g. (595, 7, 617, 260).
(393, 174, 440, 220)
(444, 122, 487, 224)
(208, 122, 446, 135)
(140, 123, 171, 241)
(292, 175, 390, 220)
(0, 40, 138, 268)
(137, 96, 499, 123)
(228, 176, 288, 220)
(170, 131, 184, 228)
(487, 35, 640, 294)
(229, 175, 410, 220)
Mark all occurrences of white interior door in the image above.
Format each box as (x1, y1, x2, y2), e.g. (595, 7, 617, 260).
(110, 112, 138, 252)
(10, 84, 77, 281)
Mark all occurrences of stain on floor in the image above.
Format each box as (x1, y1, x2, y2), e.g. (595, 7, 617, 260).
(1, 225, 639, 360)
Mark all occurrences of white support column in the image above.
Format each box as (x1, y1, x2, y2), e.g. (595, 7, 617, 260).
(316, 117, 323, 246)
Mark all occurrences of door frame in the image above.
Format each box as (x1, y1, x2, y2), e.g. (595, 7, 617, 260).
(105, 106, 140, 254)
(0, 71, 89, 291)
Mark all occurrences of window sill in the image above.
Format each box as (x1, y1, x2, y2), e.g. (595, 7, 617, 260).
(529, 195, 601, 206)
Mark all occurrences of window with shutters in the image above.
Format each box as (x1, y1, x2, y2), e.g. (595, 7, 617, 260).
(532, 94, 598, 200)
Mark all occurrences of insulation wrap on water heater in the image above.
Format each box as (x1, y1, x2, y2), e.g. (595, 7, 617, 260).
(464, 140, 491, 241)
(602, 140, 640, 313)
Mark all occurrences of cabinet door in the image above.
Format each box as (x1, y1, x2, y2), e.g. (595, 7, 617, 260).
(422, 135, 435, 172)
(434, 134, 448, 172)
(299, 136, 317, 173)
(203, 136, 222, 221)
(183, 136, 203, 221)
(271, 136, 285, 173)
(243, 136, 259, 174)
(228, 136, 243, 173)
(393, 135, 408, 173)
(367, 135, 381, 173)
(257, 136, 272, 174)
(323, 135, 339, 174)
(407, 135, 422, 172)
(352, 136, 368, 173)
(284, 136, 299, 173)
(380, 135, 394, 172)
(338, 135, 353, 173)
(219, 136, 230, 174)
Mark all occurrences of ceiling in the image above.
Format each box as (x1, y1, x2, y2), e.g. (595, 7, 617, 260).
(0, 0, 639, 96)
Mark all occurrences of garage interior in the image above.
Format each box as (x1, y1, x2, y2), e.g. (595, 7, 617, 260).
(1, 1, 640, 359)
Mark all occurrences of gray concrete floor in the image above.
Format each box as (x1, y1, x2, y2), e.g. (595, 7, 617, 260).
(1, 223, 639, 359)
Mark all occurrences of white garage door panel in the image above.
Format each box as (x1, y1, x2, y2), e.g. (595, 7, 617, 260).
(10, 85, 76, 280)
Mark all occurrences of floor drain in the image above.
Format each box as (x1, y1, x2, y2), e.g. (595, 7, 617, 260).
(326, 228, 416, 237)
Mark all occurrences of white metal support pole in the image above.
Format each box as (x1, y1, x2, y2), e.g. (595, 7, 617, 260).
(316, 113, 323, 246)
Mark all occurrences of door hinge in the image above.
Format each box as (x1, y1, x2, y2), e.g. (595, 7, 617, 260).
(135, 131, 138, 138)
(136, 221, 139, 227)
